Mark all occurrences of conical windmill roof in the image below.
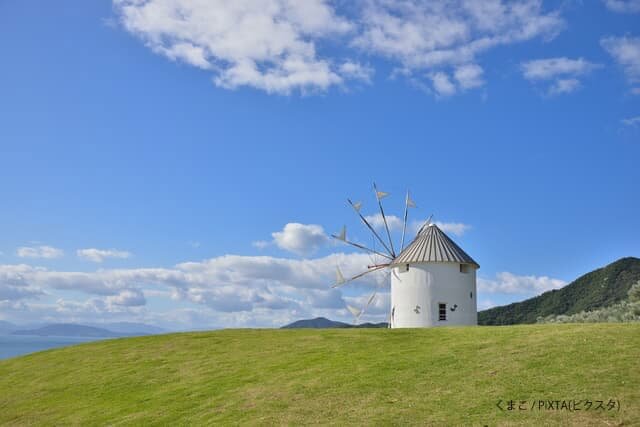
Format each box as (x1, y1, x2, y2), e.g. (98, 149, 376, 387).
(391, 223, 479, 268)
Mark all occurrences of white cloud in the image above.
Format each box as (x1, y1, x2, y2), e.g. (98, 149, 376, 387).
(429, 71, 457, 97)
(433, 222, 471, 237)
(548, 78, 580, 95)
(364, 213, 404, 231)
(77, 248, 131, 263)
(2, 257, 568, 328)
(603, 0, 640, 13)
(364, 214, 471, 238)
(520, 57, 599, 95)
(621, 116, 640, 126)
(521, 57, 598, 80)
(420, 64, 485, 97)
(354, 1, 563, 68)
(16, 245, 64, 259)
(0, 250, 392, 327)
(0, 251, 378, 306)
(270, 223, 329, 255)
(601, 36, 640, 93)
(339, 61, 374, 83)
(478, 272, 566, 295)
(0, 264, 45, 301)
(114, 0, 565, 96)
(353, 0, 564, 95)
(106, 289, 146, 307)
(114, 0, 354, 94)
(454, 64, 484, 90)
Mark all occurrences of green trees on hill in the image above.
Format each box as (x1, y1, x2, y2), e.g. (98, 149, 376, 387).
(479, 257, 640, 325)
(537, 281, 640, 324)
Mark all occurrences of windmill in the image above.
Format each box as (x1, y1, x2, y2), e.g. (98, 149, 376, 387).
(331, 183, 420, 323)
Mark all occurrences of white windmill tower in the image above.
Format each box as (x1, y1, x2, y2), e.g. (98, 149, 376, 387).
(332, 184, 479, 328)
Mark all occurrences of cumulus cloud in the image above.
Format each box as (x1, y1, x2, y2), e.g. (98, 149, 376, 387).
(339, 61, 374, 83)
(429, 71, 458, 97)
(520, 57, 599, 95)
(0, 251, 379, 310)
(106, 289, 146, 306)
(601, 36, 640, 93)
(268, 223, 330, 255)
(603, 0, 640, 13)
(478, 272, 566, 295)
(454, 64, 484, 90)
(114, 0, 564, 96)
(433, 222, 472, 237)
(77, 248, 132, 263)
(0, 264, 45, 301)
(424, 65, 485, 97)
(2, 255, 568, 328)
(1, 250, 390, 326)
(364, 213, 404, 231)
(353, 0, 563, 95)
(16, 245, 64, 259)
(114, 0, 354, 94)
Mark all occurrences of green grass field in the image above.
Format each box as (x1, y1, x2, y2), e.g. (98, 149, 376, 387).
(0, 324, 638, 425)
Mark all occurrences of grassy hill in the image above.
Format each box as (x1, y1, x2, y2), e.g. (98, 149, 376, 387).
(479, 257, 640, 325)
(1, 324, 638, 425)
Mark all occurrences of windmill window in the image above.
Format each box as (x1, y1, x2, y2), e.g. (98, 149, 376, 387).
(470, 291, 473, 299)
(460, 264, 470, 274)
(438, 303, 447, 321)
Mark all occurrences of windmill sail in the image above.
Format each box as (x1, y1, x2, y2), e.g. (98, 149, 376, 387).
(348, 291, 377, 324)
(375, 190, 389, 200)
(330, 234, 393, 260)
(331, 265, 388, 288)
(346, 305, 363, 320)
(373, 183, 396, 257)
(329, 184, 421, 328)
(365, 291, 377, 310)
(334, 266, 346, 287)
(347, 198, 394, 256)
(400, 190, 416, 251)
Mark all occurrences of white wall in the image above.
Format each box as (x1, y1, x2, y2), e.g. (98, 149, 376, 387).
(390, 262, 477, 328)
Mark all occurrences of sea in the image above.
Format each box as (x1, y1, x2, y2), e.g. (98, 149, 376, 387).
(0, 335, 104, 360)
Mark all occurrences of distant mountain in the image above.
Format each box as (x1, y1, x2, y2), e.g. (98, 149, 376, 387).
(282, 317, 388, 329)
(479, 257, 640, 325)
(12, 324, 132, 338)
(0, 320, 17, 335)
(87, 322, 165, 335)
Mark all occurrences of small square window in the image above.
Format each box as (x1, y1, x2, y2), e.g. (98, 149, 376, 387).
(460, 264, 470, 274)
(439, 303, 447, 321)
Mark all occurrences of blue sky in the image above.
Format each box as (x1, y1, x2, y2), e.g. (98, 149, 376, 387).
(0, 0, 639, 329)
